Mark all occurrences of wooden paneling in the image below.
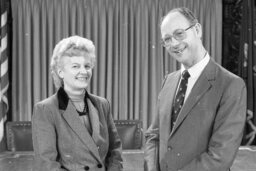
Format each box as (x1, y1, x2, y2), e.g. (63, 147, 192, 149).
(222, 0, 242, 75)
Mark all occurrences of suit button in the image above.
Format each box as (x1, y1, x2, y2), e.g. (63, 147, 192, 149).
(97, 164, 103, 168)
(177, 153, 181, 156)
(167, 146, 172, 151)
(84, 166, 90, 170)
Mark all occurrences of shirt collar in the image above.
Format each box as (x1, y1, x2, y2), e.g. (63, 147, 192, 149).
(181, 52, 210, 78)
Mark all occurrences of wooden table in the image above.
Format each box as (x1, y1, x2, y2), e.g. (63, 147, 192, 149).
(0, 150, 144, 171)
(0, 152, 34, 171)
(231, 146, 256, 171)
(1, 146, 256, 171)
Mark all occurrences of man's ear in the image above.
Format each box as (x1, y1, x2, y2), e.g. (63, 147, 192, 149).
(195, 23, 202, 38)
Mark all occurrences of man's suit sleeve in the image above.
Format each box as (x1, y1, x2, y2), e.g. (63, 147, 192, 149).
(144, 75, 168, 171)
(144, 119, 160, 171)
(181, 78, 247, 171)
(32, 103, 67, 171)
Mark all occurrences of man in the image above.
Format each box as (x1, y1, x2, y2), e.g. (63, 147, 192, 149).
(144, 7, 247, 171)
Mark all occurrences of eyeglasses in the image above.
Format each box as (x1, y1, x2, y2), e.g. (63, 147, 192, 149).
(161, 24, 196, 47)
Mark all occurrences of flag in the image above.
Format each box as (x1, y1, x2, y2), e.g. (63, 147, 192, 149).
(0, 0, 9, 145)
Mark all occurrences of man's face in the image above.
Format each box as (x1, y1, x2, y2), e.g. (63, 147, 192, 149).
(161, 12, 202, 68)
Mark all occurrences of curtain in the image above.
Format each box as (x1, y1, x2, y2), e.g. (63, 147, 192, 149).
(10, 0, 222, 130)
(239, 0, 256, 145)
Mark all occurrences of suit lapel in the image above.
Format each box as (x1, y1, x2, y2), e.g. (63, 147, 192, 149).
(61, 101, 101, 162)
(160, 72, 180, 137)
(170, 59, 216, 136)
(87, 98, 101, 144)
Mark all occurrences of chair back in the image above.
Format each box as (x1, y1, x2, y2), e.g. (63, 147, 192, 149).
(6, 121, 33, 151)
(114, 120, 143, 150)
(5, 120, 143, 151)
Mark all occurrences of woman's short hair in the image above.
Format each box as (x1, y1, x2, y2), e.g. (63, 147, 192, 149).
(50, 35, 96, 89)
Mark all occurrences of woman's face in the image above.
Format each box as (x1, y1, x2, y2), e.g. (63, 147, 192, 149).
(58, 55, 93, 92)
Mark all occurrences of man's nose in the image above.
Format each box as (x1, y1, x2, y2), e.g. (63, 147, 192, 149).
(169, 37, 180, 46)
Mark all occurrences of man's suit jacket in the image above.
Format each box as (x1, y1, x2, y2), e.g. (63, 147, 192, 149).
(32, 87, 123, 171)
(144, 58, 247, 171)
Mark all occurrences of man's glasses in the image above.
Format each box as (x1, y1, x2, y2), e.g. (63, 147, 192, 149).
(161, 23, 197, 47)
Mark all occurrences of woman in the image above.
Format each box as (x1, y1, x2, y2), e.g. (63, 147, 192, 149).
(32, 36, 123, 171)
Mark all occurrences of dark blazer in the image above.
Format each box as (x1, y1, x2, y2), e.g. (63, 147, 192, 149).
(32, 88, 123, 171)
(144, 58, 247, 171)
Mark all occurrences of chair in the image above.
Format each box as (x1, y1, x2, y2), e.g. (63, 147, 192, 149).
(6, 121, 33, 151)
(114, 120, 143, 150)
(5, 120, 143, 151)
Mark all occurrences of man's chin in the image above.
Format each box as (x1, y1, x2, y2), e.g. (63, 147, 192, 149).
(172, 52, 185, 60)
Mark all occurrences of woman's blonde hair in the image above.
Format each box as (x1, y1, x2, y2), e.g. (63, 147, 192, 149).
(50, 36, 96, 88)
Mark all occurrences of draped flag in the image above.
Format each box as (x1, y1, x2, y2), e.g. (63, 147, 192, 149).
(0, 0, 9, 146)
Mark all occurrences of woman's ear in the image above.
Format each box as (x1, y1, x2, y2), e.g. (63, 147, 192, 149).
(58, 69, 64, 79)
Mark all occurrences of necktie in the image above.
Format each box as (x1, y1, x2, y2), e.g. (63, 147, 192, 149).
(171, 70, 190, 129)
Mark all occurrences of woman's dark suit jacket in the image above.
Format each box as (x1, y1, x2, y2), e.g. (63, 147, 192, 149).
(32, 88, 123, 171)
